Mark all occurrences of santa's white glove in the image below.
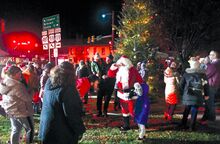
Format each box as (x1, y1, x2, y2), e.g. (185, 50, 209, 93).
(134, 82, 142, 96)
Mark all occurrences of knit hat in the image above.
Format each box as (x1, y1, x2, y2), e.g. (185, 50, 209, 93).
(79, 60, 85, 66)
(188, 57, 200, 69)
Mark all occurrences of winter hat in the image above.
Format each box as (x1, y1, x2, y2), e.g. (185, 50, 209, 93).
(107, 54, 114, 60)
(116, 55, 133, 68)
(188, 57, 200, 69)
(94, 52, 100, 60)
(79, 60, 85, 67)
(170, 61, 177, 68)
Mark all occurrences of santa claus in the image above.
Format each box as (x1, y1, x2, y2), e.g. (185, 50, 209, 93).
(108, 55, 143, 131)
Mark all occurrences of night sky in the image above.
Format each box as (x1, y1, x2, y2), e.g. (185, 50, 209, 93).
(0, 0, 122, 38)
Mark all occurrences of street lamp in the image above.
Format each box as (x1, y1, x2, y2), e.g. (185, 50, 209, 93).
(101, 11, 115, 50)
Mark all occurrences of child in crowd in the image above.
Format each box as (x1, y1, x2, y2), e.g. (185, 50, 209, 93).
(132, 82, 150, 140)
(163, 66, 179, 121)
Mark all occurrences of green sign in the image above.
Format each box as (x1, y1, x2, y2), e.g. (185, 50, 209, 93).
(42, 14, 60, 30)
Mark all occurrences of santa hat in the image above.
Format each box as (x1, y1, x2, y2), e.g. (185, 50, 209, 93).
(116, 55, 133, 68)
(188, 57, 200, 69)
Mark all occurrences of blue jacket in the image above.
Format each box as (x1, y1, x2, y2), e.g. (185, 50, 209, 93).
(39, 79, 85, 144)
(134, 83, 150, 125)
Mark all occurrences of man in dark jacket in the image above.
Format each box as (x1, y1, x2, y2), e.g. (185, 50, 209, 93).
(179, 57, 209, 131)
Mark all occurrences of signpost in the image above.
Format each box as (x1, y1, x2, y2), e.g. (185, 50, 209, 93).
(42, 14, 61, 65)
(42, 14, 60, 30)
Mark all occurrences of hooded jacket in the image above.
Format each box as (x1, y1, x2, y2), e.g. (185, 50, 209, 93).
(179, 68, 209, 106)
(39, 79, 85, 144)
(0, 76, 33, 117)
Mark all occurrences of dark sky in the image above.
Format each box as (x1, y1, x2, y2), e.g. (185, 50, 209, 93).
(0, 0, 122, 38)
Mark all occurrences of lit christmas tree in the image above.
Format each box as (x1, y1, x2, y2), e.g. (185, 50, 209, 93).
(115, 0, 163, 97)
(115, 0, 153, 63)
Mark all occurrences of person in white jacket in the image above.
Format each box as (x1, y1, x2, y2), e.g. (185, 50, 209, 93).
(0, 66, 34, 144)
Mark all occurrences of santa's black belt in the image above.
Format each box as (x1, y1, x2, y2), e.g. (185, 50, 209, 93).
(117, 88, 134, 93)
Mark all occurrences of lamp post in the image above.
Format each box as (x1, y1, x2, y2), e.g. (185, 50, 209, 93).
(102, 11, 115, 51)
(111, 11, 115, 50)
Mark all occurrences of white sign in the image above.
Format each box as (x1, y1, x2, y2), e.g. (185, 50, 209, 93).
(55, 28, 61, 33)
(54, 48, 58, 57)
(49, 43, 55, 49)
(42, 36, 48, 44)
(43, 44, 48, 50)
(42, 31, 47, 36)
(49, 34, 55, 43)
(48, 28, 55, 34)
(55, 42, 61, 48)
(55, 33, 61, 42)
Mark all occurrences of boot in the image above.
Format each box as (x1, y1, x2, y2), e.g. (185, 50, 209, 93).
(167, 114, 172, 121)
(120, 116, 130, 132)
(164, 112, 168, 120)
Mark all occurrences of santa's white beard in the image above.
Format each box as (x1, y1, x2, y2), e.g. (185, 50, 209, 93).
(116, 66, 130, 89)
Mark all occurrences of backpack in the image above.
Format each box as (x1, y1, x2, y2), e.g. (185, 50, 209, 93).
(188, 75, 204, 97)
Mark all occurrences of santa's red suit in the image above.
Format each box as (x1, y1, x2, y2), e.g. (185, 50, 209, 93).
(108, 56, 143, 130)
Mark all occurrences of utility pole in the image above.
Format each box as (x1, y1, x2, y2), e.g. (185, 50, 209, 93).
(111, 11, 115, 50)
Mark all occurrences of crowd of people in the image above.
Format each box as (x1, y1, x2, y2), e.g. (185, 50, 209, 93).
(0, 50, 219, 143)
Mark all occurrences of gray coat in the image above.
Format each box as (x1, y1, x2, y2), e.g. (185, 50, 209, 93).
(0, 77, 33, 117)
(179, 68, 209, 106)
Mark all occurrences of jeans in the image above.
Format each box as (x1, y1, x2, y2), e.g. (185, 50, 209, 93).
(10, 116, 34, 144)
(202, 87, 218, 121)
(181, 105, 198, 130)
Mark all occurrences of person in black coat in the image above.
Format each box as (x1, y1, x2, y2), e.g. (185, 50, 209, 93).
(39, 61, 85, 144)
(179, 57, 209, 131)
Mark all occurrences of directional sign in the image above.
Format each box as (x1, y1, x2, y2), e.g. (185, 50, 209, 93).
(42, 14, 60, 30)
(55, 42, 61, 48)
(49, 43, 55, 49)
(43, 44, 48, 50)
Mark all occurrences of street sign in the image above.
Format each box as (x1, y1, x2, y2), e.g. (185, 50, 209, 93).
(42, 14, 60, 30)
(43, 44, 48, 50)
(55, 42, 61, 48)
(55, 33, 61, 42)
(49, 43, 55, 49)
(49, 34, 55, 43)
(48, 28, 55, 34)
(42, 31, 47, 36)
(42, 36, 48, 44)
